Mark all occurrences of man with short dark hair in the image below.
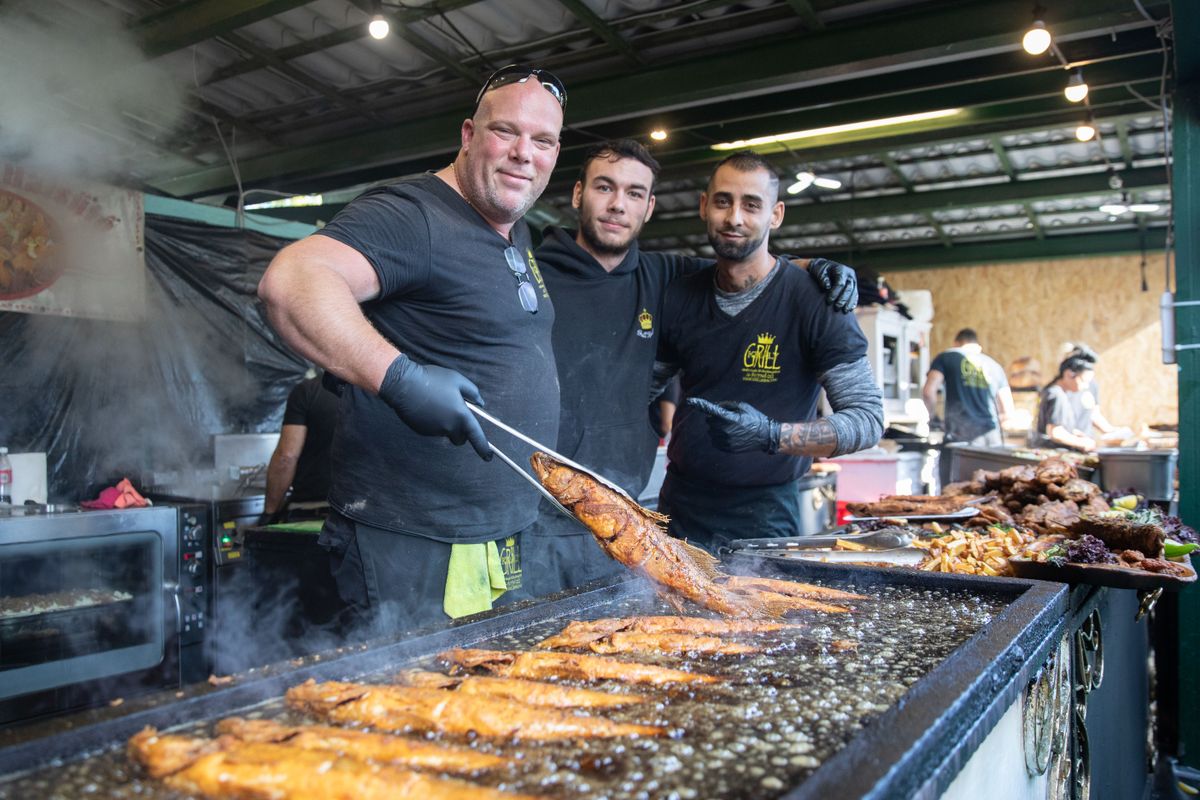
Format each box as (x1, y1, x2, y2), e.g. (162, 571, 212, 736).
(527, 141, 859, 592)
(651, 152, 883, 553)
(923, 327, 1013, 485)
(258, 65, 567, 633)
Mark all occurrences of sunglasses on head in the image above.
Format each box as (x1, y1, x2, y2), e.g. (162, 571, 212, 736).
(474, 65, 567, 112)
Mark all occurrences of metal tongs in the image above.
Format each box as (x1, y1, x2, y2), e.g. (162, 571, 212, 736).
(725, 527, 916, 552)
(466, 402, 635, 523)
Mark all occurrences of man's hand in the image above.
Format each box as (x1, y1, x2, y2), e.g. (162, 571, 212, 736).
(688, 398, 781, 454)
(807, 258, 858, 313)
(378, 354, 491, 460)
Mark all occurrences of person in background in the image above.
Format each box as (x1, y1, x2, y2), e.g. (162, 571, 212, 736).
(257, 65, 566, 634)
(526, 140, 858, 594)
(1036, 354, 1100, 451)
(262, 371, 337, 524)
(652, 151, 883, 554)
(1060, 342, 1130, 445)
(922, 328, 1014, 486)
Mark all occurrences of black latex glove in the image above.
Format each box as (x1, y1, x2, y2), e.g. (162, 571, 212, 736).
(687, 397, 781, 454)
(807, 258, 858, 313)
(378, 354, 491, 460)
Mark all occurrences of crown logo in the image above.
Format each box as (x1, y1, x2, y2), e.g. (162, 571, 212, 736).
(638, 309, 653, 331)
(756, 332, 776, 345)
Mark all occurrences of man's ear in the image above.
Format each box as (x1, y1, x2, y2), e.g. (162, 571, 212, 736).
(769, 200, 785, 231)
(460, 118, 474, 152)
(644, 193, 656, 223)
(571, 181, 583, 210)
(699, 192, 709, 220)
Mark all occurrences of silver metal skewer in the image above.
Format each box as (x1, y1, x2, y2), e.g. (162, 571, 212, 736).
(485, 442, 581, 524)
(466, 402, 635, 501)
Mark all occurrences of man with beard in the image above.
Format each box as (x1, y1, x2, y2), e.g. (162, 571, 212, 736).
(652, 151, 883, 553)
(258, 66, 566, 633)
(527, 141, 858, 594)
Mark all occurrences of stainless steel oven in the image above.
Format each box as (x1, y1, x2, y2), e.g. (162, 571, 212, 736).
(0, 506, 180, 726)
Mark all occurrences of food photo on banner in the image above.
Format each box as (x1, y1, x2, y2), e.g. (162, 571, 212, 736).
(0, 162, 145, 322)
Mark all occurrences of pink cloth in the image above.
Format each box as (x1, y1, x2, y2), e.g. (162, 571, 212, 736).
(81, 478, 149, 509)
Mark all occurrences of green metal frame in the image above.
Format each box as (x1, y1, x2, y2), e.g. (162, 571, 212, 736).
(1171, 0, 1199, 771)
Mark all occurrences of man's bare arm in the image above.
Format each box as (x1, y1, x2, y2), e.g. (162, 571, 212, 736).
(264, 424, 307, 515)
(258, 236, 398, 393)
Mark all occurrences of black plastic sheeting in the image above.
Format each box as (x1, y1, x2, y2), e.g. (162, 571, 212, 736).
(0, 214, 307, 501)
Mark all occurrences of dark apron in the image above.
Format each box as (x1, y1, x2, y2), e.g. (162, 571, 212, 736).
(523, 501, 626, 598)
(318, 511, 530, 637)
(658, 470, 802, 554)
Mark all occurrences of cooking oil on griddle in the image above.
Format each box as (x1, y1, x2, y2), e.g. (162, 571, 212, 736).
(0, 583, 1007, 800)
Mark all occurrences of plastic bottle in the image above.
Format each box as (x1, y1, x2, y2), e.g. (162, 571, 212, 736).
(0, 447, 11, 505)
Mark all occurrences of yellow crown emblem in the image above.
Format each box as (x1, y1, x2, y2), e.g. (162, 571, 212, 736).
(756, 332, 776, 345)
(638, 309, 653, 331)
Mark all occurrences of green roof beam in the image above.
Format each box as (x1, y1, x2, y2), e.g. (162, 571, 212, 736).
(132, 0, 313, 59)
(556, 0, 643, 66)
(990, 136, 1017, 179)
(782, 0, 824, 30)
(808, 229, 1169, 271)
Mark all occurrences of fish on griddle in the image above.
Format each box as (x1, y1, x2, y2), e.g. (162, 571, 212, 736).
(717, 575, 863, 613)
(394, 670, 647, 707)
(537, 616, 805, 649)
(440, 647, 724, 685)
(530, 452, 769, 617)
(286, 679, 665, 740)
(214, 717, 505, 773)
(128, 727, 539, 800)
(587, 631, 761, 656)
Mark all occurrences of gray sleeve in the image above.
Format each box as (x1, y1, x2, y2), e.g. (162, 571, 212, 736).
(649, 360, 681, 403)
(819, 356, 884, 457)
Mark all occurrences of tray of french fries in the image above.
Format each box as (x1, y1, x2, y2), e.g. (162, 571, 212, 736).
(912, 525, 1045, 577)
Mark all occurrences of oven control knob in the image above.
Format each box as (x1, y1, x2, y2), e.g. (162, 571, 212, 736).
(187, 561, 201, 575)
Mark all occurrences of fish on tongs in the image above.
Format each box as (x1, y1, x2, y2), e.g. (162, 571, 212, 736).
(529, 452, 775, 617)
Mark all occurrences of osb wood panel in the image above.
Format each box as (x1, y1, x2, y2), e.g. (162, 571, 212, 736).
(886, 254, 1178, 431)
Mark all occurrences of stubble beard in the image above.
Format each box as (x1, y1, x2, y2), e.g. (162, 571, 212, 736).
(579, 213, 639, 257)
(709, 227, 765, 262)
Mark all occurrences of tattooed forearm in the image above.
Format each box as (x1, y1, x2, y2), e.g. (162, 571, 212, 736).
(777, 419, 839, 456)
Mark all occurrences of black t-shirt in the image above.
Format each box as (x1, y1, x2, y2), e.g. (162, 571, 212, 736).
(658, 257, 868, 488)
(315, 175, 559, 542)
(534, 226, 700, 496)
(282, 376, 337, 502)
(929, 347, 1007, 441)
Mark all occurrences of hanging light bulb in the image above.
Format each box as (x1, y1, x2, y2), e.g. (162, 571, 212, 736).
(1064, 70, 1088, 102)
(813, 175, 843, 190)
(649, 129, 668, 141)
(1075, 121, 1096, 142)
(1022, 19, 1051, 55)
(368, 14, 390, 39)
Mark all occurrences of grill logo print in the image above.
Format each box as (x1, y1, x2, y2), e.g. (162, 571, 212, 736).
(742, 331, 781, 383)
(636, 308, 653, 339)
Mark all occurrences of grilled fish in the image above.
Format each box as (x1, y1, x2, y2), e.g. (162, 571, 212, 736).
(286, 679, 665, 740)
(128, 728, 537, 800)
(440, 647, 723, 685)
(587, 631, 760, 656)
(214, 717, 505, 773)
(530, 452, 766, 617)
(394, 670, 646, 708)
(718, 576, 861, 613)
(538, 616, 804, 649)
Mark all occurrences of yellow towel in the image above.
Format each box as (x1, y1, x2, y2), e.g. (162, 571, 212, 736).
(443, 541, 508, 619)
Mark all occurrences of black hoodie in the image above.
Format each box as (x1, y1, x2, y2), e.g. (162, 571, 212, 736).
(534, 226, 705, 496)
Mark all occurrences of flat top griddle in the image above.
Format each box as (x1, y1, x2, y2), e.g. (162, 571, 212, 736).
(0, 561, 1066, 800)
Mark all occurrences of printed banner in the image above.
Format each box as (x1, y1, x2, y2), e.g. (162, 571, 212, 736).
(0, 163, 145, 321)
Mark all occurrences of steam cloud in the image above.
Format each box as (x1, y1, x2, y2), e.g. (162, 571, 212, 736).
(0, 2, 189, 181)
